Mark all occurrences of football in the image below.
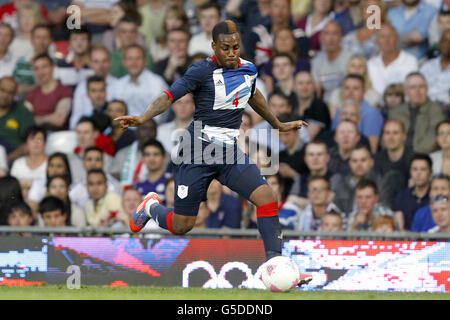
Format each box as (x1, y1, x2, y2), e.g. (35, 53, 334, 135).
(261, 256, 300, 292)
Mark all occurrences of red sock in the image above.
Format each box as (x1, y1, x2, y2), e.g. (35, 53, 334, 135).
(256, 202, 278, 218)
(166, 211, 175, 235)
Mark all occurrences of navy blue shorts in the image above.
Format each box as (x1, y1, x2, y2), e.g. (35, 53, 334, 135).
(172, 145, 267, 216)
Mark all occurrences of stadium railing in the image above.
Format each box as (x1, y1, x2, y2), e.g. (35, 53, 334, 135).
(0, 226, 448, 240)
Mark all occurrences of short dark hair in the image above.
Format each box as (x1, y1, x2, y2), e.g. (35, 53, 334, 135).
(277, 112, 298, 124)
(142, 139, 165, 155)
(87, 168, 107, 181)
(77, 116, 99, 131)
(87, 75, 105, 87)
(24, 125, 46, 142)
(344, 73, 365, 87)
(31, 23, 51, 37)
(409, 153, 433, 171)
(350, 143, 372, 158)
(212, 20, 238, 42)
(355, 178, 378, 195)
(305, 139, 329, 154)
(197, 2, 221, 16)
(307, 175, 330, 189)
(167, 27, 191, 40)
(268, 90, 290, 104)
(32, 52, 54, 65)
(69, 24, 91, 41)
(107, 99, 128, 114)
(84, 146, 103, 159)
(273, 52, 295, 66)
(117, 16, 139, 26)
(9, 202, 32, 217)
(123, 43, 147, 58)
(39, 196, 65, 215)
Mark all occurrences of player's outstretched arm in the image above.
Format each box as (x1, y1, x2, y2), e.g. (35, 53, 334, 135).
(114, 92, 173, 129)
(248, 88, 308, 132)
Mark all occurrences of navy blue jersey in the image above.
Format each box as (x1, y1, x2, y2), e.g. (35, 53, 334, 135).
(165, 56, 258, 145)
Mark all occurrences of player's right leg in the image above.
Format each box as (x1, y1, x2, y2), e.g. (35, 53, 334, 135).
(130, 163, 213, 234)
(129, 192, 197, 234)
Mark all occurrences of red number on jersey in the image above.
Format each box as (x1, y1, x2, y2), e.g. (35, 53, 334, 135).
(232, 91, 239, 108)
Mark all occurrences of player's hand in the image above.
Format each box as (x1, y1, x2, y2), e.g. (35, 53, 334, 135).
(114, 115, 144, 129)
(278, 120, 308, 132)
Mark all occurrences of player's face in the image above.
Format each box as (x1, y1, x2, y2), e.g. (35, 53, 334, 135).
(212, 33, 241, 70)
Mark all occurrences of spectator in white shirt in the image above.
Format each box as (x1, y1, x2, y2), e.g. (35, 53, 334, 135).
(188, 2, 221, 57)
(10, 125, 48, 199)
(367, 23, 418, 96)
(156, 93, 194, 154)
(111, 44, 169, 123)
(420, 29, 450, 106)
(70, 45, 118, 130)
(0, 22, 17, 78)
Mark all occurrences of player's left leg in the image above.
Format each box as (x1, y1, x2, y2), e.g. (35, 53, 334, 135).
(217, 162, 282, 260)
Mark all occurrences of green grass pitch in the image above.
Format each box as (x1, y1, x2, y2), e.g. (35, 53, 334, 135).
(0, 285, 448, 300)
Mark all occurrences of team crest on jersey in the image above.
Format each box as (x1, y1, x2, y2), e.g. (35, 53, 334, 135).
(177, 185, 189, 199)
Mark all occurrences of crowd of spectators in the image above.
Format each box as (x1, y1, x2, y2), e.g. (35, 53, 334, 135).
(0, 0, 449, 236)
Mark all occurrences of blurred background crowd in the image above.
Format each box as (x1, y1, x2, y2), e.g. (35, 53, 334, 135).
(0, 0, 448, 236)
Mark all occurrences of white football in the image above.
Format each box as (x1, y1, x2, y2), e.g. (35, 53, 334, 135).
(261, 256, 300, 292)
